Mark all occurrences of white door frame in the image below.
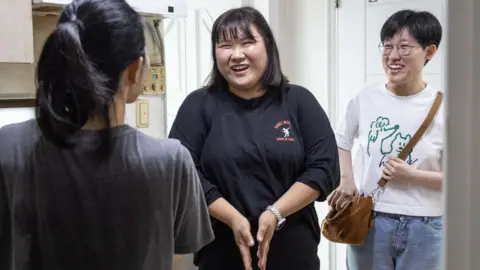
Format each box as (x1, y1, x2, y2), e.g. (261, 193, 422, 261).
(326, 0, 340, 128)
(326, 1, 340, 270)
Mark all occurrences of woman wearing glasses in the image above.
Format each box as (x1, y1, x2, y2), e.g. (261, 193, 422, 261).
(329, 9, 444, 270)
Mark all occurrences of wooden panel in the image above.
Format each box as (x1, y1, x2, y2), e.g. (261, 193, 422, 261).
(0, 0, 34, 63)
(0, 15, 56, 100)
(0, 99, 35, 108)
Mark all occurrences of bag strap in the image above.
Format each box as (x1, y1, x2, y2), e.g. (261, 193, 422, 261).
(377, 91, 444, 187)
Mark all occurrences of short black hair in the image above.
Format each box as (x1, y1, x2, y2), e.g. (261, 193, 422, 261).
(35, 0, 145, 153)
(205, 6, 287, 90)
(380, 9, 442, 49)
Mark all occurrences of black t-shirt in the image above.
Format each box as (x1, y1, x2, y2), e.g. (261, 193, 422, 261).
(169, 83, 340, 241)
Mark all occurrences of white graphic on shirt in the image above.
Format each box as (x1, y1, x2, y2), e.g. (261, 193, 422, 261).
(274, 120, 295, 142)
(281, 127, 290, 138)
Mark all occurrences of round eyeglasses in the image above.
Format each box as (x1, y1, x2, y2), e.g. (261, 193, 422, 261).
(378, 42, 418, 56)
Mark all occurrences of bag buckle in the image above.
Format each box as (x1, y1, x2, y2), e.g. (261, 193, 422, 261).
(368, 185, 381, 199)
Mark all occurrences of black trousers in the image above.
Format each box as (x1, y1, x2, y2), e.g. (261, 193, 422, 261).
(197, 218, 320, 270)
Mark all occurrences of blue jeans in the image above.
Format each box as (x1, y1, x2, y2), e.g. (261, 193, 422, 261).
(346, 211, 443, 270)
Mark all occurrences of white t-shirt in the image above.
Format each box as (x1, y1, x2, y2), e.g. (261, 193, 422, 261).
(335, 82, 444, 217)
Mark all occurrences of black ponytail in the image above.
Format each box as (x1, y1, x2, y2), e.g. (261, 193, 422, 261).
(34, 0, 146, 151)
(36, 20, 110, 148)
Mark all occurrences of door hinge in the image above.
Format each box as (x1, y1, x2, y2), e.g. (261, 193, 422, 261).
(335, 0, 340, 8)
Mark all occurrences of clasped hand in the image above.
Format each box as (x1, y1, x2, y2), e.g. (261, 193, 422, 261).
(329, 156, 417, 210)
(230, 210, 278, 270)
(382, 156, 416, 183)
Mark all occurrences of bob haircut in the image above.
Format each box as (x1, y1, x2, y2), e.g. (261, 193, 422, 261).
(205, 6, 288, 90)
(380, 9, 442, 65)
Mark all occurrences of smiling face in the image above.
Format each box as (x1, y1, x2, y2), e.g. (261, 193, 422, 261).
(381, 29, 437, 87)
(214, 25, 268, 93)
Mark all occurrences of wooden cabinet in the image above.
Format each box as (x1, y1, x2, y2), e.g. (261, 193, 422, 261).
(0, 15, 55, 100)
(0, 0, 34, 63)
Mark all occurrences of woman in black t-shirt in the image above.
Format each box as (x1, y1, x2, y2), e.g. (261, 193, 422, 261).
(169, 6, 341, 270)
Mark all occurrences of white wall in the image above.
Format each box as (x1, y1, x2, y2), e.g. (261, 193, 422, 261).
(0, 107, 35, 128)
(271, 0, 330, 112)
(268, 1, 332, 268)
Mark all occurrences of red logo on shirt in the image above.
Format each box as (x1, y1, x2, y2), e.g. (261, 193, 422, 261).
(274, 120, 295, 142)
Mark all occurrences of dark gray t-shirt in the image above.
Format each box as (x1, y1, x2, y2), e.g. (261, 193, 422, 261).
(0, 120, 214, 270)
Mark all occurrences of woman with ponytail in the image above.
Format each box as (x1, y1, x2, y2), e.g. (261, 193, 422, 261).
(0, 0, 213, 269)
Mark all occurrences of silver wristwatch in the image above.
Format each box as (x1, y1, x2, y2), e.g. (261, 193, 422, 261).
(266, 205, 286, 230)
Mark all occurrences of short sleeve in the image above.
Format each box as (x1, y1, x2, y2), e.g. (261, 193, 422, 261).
(335, 95, 360, 151)
(172, 145, 214, 254)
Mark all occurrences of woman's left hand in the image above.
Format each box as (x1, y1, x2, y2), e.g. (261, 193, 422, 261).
(382, 156, 416, 184)
(256, 210, 278, 270)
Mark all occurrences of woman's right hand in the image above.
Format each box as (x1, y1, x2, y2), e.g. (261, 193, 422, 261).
(228, 214, 255, 270)
(328, 179, 358, 210)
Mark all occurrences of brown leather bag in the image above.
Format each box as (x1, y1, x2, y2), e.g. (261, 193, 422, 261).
(321, 91, 443, 245)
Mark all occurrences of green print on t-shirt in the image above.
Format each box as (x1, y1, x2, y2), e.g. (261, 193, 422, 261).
(366, 116, 419, 167)
(367, 116, 399, 156)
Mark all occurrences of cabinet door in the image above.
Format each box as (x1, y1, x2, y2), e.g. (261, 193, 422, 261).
(0, 0, 34, 63)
